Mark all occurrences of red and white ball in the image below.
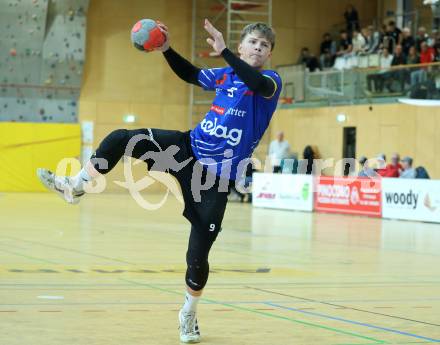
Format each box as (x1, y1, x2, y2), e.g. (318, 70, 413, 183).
(131, 19, 166, 52)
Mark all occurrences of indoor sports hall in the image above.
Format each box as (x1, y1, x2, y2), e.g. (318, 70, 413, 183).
(1, 1, 440, 344)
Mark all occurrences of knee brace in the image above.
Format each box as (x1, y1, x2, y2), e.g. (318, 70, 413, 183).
(185, 249, 210, 291)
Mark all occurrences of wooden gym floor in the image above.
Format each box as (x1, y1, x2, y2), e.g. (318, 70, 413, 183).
(0, 192, 439, 345)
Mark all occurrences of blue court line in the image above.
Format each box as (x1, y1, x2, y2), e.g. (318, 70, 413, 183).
(266, 302, 440, 343)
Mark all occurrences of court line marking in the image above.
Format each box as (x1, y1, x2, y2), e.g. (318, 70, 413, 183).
(250, 287, 440, 327)
(266, 302, 440, 343)
(119, 278, 385, 344)
(0, 235, 136, 265)
(0, 247, 59, 265)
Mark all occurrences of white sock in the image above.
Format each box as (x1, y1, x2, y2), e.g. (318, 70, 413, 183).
(182, 291, 200, 313)
(71, 167, 93, 192)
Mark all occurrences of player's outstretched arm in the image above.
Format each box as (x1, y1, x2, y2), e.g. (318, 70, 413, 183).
(204, 19, 276, 98)
(156, 22, 201, 86)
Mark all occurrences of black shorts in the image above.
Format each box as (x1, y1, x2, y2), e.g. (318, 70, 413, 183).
(132, 128, 231, 239)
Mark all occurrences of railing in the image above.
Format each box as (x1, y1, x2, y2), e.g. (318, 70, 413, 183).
(277, 61, 440, 106)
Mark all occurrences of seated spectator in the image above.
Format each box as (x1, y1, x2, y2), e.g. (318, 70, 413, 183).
(434, 45, 440, 61)
(336, 30, 353, 57)
(434, 30, 440, 49)
(378, 24, 387, 49)
(391, 44, 406, 65)
(375, 153, 388, 176)
(302, 145, 315, 175)
(415, 26, 428, 52)
(320, 33, 337, 68)
(407, 45, 426, 86)
(364, 25, 380, 54)
(389, 153, 402, 177)
(407, 45, 420, 64)
(387, 44, 406, 91)
(420, 41, 434, 66)
(358, 156, 376, 177)
(376, 153, 400, 177)
(400, 156, 416, 178)
(427, 29, 438, 48)
(297, 47, 320, 72)
(415, 165, 430, 179)
(367, 48, 393, 92)
(401, 27, 415, 56)
(414, 42, 435, 86)
(344, 4, 360, 35)
(352, 28, 367, 53)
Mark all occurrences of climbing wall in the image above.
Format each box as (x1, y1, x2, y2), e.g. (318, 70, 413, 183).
(0, 0, 89, 123)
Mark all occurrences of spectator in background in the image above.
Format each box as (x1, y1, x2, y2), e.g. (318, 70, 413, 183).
(400, 156, 416, 178)
(367, 48, 393, 92)
(268, 131, 290, 173)
(319, 33, 337, 68)
(388, 44, 406, 91)
(420, 41, 434, 63)
(344, 4, 360, 35)
(358, 156, 376, 177)
(297, 47, 320, 72)
(379, 24, 387, 49)
(376, 153, 401, 177)
(391, 44, 406, 65)
(434, 30, 440, 49)
(406, 45, 425, 87)
(375, 153, 388, 176)
(415, 26, 428, 52)
(336, 30, 353, 57)
(381, 21, 399, 53)
(434, 45, 440, 61)
(407, 45, 420, 64)
(302, 145, 315, 175)
(401, 27, 415, 56)
(388, 153, 402, 177)
(427, 29, 438, 47)
(364, 25, 381, 53)
(387, 21, 402, 46)
(352, 28, 367, 53)
(407, 45, 425, 86)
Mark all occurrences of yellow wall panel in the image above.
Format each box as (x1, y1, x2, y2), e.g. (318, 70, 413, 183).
(0, 123, 80, 192)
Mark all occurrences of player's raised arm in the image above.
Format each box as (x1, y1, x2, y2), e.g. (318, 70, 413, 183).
(204, 19, 277, 98)
(155, 22, 201, 86)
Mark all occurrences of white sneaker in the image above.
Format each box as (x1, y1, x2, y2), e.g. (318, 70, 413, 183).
(179, 309, 201, 343)
(36, 168, 84, 204)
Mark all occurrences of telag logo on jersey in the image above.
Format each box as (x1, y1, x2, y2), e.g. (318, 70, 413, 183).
(200, 118, 242, 146)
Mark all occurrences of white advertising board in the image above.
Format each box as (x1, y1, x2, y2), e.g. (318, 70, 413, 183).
(252, 173, 313, 211)
(382, 178, 440, 223)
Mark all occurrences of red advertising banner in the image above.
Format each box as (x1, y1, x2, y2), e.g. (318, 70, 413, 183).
(314, 177, 382, 217)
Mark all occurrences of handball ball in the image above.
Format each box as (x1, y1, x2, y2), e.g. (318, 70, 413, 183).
(131, 19, 166, 52)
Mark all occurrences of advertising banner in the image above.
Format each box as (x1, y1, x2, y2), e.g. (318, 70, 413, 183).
(252, 173, 313, 211)
(382, 178, 440, 223)
(314, 176, 382, 217)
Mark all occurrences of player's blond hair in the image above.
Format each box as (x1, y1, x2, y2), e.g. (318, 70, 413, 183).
(240, 23, 276, 51)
